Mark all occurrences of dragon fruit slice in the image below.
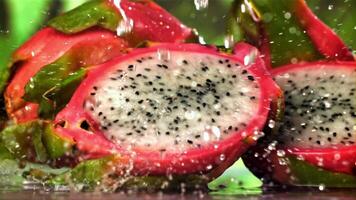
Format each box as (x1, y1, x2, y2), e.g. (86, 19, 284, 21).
(228, 0, 354, 68)
(52, 43, 282, 176)
(243, 62, 356, 187)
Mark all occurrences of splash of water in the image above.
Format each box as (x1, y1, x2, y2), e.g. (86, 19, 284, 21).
(194, 0, 209, 11)
(113, 0, 134, 36)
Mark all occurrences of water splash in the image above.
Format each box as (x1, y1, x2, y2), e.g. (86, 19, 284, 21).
(194, 0, 209, 11)
(113, 0, 134, 36)
(224, 35, 235, 49)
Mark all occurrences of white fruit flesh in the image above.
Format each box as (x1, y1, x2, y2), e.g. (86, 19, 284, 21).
(84, 51, 261, 152)
(274, 66, 356, 148)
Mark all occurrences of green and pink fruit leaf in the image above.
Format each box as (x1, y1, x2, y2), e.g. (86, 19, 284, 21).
(0, 120, 74, 163)
(5, 28, 128, 123)
(23, 58, 87, 119)
(49, 155, 209, 191)
(48, 0, 195, 44)
(287, 156, 356, 187)
(48, 0, 119, 34)
(229, 0, 354, 67)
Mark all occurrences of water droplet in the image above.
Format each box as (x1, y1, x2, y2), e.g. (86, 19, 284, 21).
(243, 48, 258, 66)
(157, 49, 171, 61)
(194, 0, 209, 11)
(224, 35, 234, 49)
(328, 4, 334, 10)
(206, 164, 213, 170)
(268, 119, 275, 128)
(276, 150, 286, 157)
(116, 18, 134, 36)
(203, 131, 210, 142)
(219, 154, 226, 161)
(185, 110, 199, 120)
(113, 0, 134, 36)
(284, 12, 291, 19)
(318, 184, 325, 191)
(244, 0, 260, 22)
(212, 126, 221, 139)
(324, 101, 332, 108)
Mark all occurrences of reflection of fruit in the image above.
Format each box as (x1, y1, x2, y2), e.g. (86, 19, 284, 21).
(244, 62, 356, 187)
(53, 43, 282, 177)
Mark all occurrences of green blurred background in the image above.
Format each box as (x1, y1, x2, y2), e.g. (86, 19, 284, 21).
(0, 0, 355, 193)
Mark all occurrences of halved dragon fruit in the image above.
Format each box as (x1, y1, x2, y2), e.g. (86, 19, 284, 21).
(243, 62, 356, 187)
(51, 43, 282, 177)
(4, 0, 194, 123)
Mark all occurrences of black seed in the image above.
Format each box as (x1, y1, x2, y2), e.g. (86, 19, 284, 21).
(135, 91, 140, 95)
(226, 92, 231, 96)
(232, 75, 237, 78)
(90, 92, 96, 96)
(166, 131, 170, 135)
(138, 100, 144, 104)
(144, 68, 151, 71)
(110, 107, 115, 111)
(218, 60, 224, 64)
(183, 60, 188, 65)
(136, 59, 142, 63)
(247, 75, 255, 81)
(125, 98, 130, 102)
(98, 112, 103, 116)
(187, 140, 193, 144)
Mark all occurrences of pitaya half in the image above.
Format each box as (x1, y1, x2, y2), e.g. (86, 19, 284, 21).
(4, 0, 194, 123)
(45, 43, 282, 178)
(243, 62, 356, 187)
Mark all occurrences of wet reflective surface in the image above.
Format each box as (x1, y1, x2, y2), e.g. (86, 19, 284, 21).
(1, 188, 356, 200)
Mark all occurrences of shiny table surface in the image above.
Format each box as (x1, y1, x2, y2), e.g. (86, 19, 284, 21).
(1, 188, 356, 200)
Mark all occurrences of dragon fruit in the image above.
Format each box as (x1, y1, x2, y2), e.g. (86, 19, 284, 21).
(5, 28, 128, 123)
(44, 43, 282, 178)
(4, 0, 193, 123)
(228, 0, 354, 68)
(243, 62, 356, 187)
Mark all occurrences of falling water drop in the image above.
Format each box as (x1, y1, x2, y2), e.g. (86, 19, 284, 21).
(113, 0, 134, 36)
(157, 49, 171, 61)
(194, 0, 209, 11)
(224, 35, 235, 49)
